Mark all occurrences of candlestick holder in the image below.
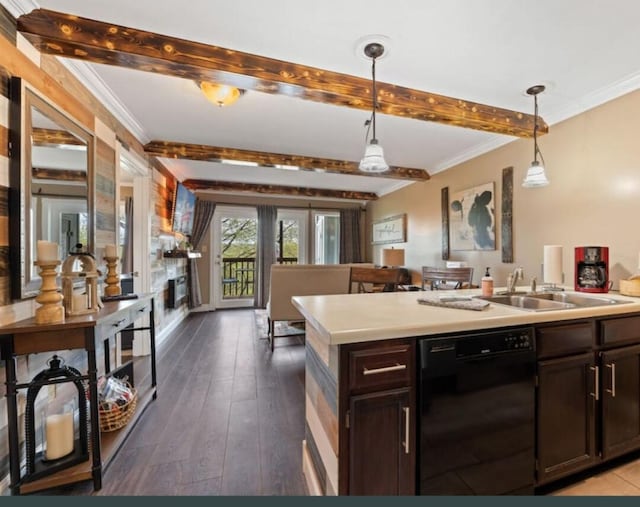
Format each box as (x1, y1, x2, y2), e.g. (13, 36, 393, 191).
(34, 260, 65, 325)
(104, 256, 121, 297)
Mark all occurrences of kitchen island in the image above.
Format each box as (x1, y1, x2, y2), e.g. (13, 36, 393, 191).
(292, 289, 640, 495)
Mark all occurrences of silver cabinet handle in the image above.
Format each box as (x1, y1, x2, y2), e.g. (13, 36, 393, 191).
(362, 363, 406, 376)
(402, 407, 410, 455)
(590, 365, 599, 400)
(606, 363, 616, 397)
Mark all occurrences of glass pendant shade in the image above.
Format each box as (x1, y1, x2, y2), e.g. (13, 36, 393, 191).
(522, 160, 549, 187)
(199, 81, 244, 107)
(359, 42, 390, 174)
(359, 139, 389, 173)
(522, 84, 549, 188)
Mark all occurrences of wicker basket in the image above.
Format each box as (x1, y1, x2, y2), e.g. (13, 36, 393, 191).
(620, 277, 640, 297)
(98, 387, 137, 432)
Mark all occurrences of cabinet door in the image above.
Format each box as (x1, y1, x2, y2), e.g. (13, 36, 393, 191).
(348, 387, 414, 495)
(536, 352, 598, 485)
(601, 344, 640, 460)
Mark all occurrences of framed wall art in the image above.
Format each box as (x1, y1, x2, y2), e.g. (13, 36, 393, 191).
(372, 214, 406, 245)
(449, 182, 496, 251)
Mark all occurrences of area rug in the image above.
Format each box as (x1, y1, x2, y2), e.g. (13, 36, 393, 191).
(254, 309, 305, 342)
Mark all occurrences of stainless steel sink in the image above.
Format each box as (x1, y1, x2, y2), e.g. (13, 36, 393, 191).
(526, 292, 629, 307)
(475, 292, 631, 312)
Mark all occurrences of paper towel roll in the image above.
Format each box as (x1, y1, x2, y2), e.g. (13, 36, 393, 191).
(544, 245, 563, 284)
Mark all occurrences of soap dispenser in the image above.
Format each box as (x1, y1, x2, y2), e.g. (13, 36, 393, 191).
(482, 267, 494, 297)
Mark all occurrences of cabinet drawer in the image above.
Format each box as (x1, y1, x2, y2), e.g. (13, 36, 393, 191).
(349, 344, 412, 392)
(97, 314, 132, 338)
(536, 321, 594, 359)
(130, 300, 152, 321)
(600, 315, 640, 347)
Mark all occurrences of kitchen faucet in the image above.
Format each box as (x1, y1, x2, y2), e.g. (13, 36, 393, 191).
(506, 267, 524, 294)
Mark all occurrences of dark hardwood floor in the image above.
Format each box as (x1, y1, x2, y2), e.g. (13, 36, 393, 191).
(50, 309, 307, 496)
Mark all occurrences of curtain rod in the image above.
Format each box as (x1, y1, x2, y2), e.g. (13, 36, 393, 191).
(196, 198, 366, 212)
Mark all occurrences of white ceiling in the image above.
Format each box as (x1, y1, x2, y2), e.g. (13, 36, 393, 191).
(5, 0, 640, 198)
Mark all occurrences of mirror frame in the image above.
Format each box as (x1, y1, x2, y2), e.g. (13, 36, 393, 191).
(9, 76, 95, 300)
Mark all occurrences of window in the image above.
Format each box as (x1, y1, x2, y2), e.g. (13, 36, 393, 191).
(313, 211, 340, 264)
(276, 209, 308, 264)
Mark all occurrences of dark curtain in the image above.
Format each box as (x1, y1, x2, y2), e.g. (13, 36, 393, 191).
(254, 205, 277, 308)
(339, 208, 362, 263)
(121, 196, 133, 275)
(188, 199, 216, 309)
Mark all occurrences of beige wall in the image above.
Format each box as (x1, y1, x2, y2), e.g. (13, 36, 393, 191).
(367, 89, 640, 290)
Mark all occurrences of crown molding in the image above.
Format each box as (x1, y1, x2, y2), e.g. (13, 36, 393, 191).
(432, 136, 515, 175)
(545, 70, 640, 126)
(1, 0, 38, 17)
(58, 58, 150, 144)
(434, 70, 640, 174)
(376, 179, 414, 197)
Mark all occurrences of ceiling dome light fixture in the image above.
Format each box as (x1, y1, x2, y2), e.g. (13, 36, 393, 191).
(199, 81, 245, 107)
(359, 42, 390, 173)
(522, 84, 550, 188)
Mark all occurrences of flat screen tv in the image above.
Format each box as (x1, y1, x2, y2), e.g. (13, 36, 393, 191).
(171, 182, 196, 236)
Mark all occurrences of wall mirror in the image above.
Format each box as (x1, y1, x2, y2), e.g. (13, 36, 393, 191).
(9, 77, 95, 299)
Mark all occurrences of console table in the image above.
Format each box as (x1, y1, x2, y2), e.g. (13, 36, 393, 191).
(0, 294, 157, 495)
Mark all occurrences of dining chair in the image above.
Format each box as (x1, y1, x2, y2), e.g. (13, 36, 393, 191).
(421, 266, 475, 290)
(349, 267, 403, 293)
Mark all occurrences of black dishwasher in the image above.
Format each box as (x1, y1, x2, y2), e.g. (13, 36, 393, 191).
(418, 327, 536, 495)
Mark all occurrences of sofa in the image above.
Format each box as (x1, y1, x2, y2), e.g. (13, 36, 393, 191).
(266, 263, 374, 350)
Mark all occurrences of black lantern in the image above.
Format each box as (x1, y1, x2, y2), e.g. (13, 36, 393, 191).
(24, 355, 89, 482)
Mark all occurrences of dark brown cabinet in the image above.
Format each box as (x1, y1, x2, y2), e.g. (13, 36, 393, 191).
(600, 344, 640, 460)
(340, 340, 415, 495)
(348, 388, 413, 495)
(535, 315, 640, 488)
(536, 352, 598, 484)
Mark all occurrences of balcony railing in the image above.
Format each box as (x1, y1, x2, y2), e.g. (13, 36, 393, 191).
(222, 257, 297, 298)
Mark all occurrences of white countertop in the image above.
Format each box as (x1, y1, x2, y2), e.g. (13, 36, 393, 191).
(292, 288, 640, 345)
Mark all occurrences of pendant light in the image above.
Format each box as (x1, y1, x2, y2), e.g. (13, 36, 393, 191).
(522, 84, 549, 187)
(359, 42, 390, 173)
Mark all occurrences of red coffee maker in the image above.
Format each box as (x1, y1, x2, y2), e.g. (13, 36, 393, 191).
(575, 246, 609, 293)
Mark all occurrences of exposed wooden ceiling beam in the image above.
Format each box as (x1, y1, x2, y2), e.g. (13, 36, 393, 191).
(183, 179, 378, 201)
(144, 140, 429, 181)
(17, 9, 548, 138)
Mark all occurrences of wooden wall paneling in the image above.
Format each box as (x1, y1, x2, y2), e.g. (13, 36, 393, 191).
(0, 186, 9, 306)
(39, 54, 146, 159)
(305, 423, 328, 495)
(0, 36, 93, 131)
(0, 124, 7, 158)
(502, 166, 514, 263)
(0, 65, 9, 98)
(0, 4, 16, 45)
(95, 138, 116, 246)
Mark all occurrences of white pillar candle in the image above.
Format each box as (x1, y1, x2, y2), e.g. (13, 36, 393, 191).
(543, 245, 563, 285)
(45, 412, 74, 460)
(104, 244, 117, 258)
(37, 240, 59, 262)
